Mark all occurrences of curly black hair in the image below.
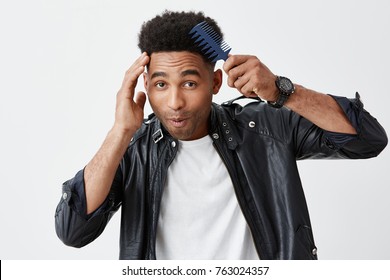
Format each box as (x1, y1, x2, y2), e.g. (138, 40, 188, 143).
(138, 10, 223, 66)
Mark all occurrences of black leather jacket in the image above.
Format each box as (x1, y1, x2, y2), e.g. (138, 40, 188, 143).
(55, 95, 387, 259)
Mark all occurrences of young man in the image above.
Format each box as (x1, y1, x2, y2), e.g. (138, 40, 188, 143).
(55, 11, 387, 259)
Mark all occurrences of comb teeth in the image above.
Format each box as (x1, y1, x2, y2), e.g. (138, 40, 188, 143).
(189, 21, 231, 62)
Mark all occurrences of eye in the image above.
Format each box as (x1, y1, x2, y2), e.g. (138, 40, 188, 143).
(155, 82, 166, 89)
(183, 81, 197, 88)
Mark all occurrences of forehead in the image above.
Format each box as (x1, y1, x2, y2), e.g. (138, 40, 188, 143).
(148, 51, 210, 75)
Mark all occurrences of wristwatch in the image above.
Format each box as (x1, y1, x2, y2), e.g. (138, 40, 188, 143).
(269, 76, 295, 108)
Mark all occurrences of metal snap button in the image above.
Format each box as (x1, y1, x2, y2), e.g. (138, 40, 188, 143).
(249, 121, 256, 128)
(62, 192, 68, 200)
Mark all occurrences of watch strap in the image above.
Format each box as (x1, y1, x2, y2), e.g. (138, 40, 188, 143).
(269, 76, 294, 108)
(269, 93, 289, 108)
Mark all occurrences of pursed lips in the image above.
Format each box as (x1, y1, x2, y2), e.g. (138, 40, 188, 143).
(167, 116, 189, 128)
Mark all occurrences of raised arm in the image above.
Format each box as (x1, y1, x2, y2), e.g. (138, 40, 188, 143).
(55, 53, 150, 247)
(223, 55, 356, 134)
(84, 52, 149, 214)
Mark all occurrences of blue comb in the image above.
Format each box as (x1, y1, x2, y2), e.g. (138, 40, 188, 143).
(189, 21, 231, 62)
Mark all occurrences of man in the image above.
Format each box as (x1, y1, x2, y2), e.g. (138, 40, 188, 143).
(55, 11, 387, 259)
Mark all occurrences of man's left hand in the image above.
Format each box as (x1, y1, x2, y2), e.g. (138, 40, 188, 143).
(223, 55, 278, 101)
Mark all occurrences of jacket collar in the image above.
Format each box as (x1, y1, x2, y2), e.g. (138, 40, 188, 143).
(148, 103, 238, 150)
(209, 103, 238, 150)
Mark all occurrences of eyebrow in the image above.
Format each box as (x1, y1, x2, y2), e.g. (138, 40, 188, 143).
(150, 69, 201, 80)
(181, 69, 200, 77)
(150, 71, 167, 79)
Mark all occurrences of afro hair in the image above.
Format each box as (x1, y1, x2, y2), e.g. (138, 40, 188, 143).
(138, 10, 224, 65)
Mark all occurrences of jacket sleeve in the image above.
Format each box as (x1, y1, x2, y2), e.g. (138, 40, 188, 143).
(54, 167, 123, 248)
(294, 93, 387, 160)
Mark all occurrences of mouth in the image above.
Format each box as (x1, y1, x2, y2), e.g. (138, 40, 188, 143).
(167, 117, 188, 128)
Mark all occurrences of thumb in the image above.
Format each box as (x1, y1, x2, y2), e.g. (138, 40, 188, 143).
(134, 91, 147, 109)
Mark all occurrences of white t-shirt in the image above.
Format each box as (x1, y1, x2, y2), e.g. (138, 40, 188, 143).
(156, 135, 259, 259)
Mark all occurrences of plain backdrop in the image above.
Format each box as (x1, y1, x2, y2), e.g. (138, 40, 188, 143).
(0, 0, 389, 260)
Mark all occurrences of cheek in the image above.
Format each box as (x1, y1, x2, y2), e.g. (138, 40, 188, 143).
(147, 96, 161, 115)
(198, 92, 213, 107)
(147, 93, 172, 122)
(147, 90, 162, 105)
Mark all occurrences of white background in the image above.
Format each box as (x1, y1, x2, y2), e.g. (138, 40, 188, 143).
(0, 0, 389, 260)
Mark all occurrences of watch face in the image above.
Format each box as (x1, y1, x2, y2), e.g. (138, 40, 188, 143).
(277, 76, 295, 95)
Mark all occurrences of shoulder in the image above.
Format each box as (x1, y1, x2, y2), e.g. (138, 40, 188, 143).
(128, 113, 160, 146)
(216, 96, 296, 127)
(214, 97, 305, 145)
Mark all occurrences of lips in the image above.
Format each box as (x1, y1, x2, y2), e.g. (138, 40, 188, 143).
(167, 117, 188, 128)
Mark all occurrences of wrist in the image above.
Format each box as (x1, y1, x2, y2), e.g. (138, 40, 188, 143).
(268, 76, 295, 108)
(110, 125, 136, 144)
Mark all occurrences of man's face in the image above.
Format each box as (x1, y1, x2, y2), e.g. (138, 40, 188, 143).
(144, 51, 222, 141)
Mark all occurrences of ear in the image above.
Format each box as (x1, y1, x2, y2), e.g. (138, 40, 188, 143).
(143, 72, 148, 92)
(212, 69, 223, 95)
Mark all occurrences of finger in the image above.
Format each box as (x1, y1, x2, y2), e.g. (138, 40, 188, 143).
(130, 52, 149, 70)
(241, 82, 259, 97)
(223, 55, 248, 74)
(124, 52, 148, 76)
(223, 54, 238, 74)
(118, 66, 145, 101)
(134, 91, 147, 109)
(122, 53, 150, 89)
(227, 65, 247, 88)
(233, 74, 250, 92)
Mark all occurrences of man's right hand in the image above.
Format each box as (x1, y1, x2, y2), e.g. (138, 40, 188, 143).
(84, 53, 150, 215)
(114, 52, 150, 136)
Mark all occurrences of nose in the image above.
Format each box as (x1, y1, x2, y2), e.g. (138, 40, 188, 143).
(167, 87, 185, 111)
